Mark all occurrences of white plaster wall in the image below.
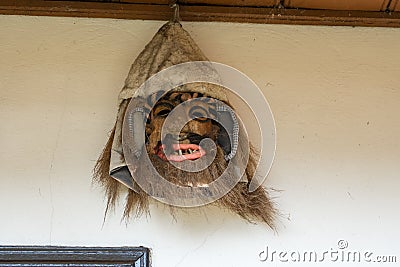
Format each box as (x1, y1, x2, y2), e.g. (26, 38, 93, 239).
(1, 15, 399, 266)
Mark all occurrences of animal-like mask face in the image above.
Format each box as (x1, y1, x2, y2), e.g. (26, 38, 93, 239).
(146, 92, 223, 163)
(137, 91, 237, 188)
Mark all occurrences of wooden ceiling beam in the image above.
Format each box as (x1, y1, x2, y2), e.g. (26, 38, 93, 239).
(1, 0, 400, 27)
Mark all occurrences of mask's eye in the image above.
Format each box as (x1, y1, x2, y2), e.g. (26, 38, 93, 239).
(190, 107, 209, 122)
(153, 102, 174, 117)
(155, 108, 171, 117)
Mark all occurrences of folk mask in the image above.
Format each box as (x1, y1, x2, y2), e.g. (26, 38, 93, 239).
(94, 22, 276, 228)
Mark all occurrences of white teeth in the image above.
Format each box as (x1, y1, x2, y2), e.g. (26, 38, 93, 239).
(188, 149, 193, 154)
(178, 149, 182, 156)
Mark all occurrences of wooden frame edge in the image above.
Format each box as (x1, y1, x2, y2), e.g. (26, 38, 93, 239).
(0, 246, 150, 267)
(0, 0, 399, 27)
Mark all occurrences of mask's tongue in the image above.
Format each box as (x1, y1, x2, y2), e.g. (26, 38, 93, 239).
(157, 143, 206, 162)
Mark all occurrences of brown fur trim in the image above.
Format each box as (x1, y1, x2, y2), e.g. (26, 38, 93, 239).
(123, 187, 149, 220)
(93, 124, 121, 215)
(215, 146, 276, 229)
(94, 129, 276, 228)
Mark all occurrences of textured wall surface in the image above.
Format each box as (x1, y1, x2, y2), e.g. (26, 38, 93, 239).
(1, 15, 399, 266)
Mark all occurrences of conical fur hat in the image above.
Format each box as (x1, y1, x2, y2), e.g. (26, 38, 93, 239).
(119, 22, 227, 103)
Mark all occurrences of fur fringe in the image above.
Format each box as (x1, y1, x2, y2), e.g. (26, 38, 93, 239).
(94, 129, 276, 228)
(214, 146, 276, 229)
(93, 124, 121, 215)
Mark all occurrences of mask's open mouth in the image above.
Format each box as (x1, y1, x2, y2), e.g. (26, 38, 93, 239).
(155, 143, 206, 162)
